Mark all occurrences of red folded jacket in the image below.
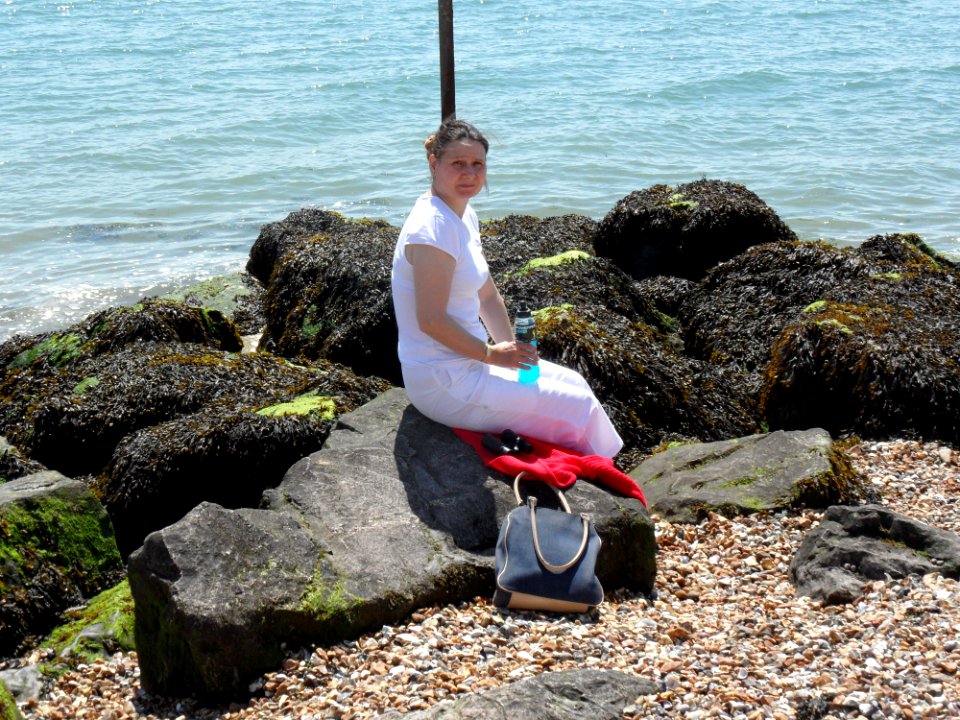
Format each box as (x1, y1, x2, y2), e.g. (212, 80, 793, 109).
(452, 428, 647, 508)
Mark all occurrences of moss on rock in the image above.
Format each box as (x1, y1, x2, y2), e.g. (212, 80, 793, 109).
(256, 393, 337, 419)
(0, 474, 123, 656)
(40, 579, 135, 674)
(0, 678, 23, 720)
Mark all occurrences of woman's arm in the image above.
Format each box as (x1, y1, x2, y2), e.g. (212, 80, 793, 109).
(407, 244, 537, 369)
(478, 276, 514, 343)
(408, 244, 490, 361)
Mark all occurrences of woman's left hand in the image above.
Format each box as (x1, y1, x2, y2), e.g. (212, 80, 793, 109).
(486, 340, 539, 369)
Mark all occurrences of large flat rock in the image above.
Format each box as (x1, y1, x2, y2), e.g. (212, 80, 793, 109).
(630, 428, 862, 522)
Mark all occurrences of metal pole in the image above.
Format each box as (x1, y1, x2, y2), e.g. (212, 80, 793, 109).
(438, 0, 456, 121)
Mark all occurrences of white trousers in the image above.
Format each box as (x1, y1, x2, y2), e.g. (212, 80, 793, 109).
(401, 358, 623, 458)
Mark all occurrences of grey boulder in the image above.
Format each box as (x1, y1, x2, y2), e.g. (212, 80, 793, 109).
(128, 388, 655, 700)
(789, 504, 960, 604)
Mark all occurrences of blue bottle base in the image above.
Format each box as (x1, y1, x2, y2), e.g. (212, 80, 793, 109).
(518, 365, 540, 383)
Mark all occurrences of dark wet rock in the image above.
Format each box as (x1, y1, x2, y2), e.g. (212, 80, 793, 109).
(258, 216, 401, 384)
(497, 253, 669, 334)
(246, 208, 349, 285)
(128, 388, 655, 700)
(534, 304, 757, 468)
(679, 240, 867, 378)
(381, 668, 658, 720)
(162, 272, 267, 336)
(789, 504, 960, 604)
(594, 179, 797, 281)
(0, 472, 123, 657)
(631, 429, 864, 523)
(0, 437, 46, 484)
(760, 235, 960, 444)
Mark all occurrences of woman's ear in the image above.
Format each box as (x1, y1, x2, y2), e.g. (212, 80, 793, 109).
(428, 153, 437, 176)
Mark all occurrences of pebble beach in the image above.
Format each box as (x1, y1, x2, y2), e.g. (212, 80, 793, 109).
(17, 439, 960, 720)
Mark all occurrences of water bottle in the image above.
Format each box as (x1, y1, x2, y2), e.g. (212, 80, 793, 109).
(514, 302, 540, 383)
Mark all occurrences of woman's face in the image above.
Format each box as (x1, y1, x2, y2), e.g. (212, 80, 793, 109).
(430, 139, 487, 209)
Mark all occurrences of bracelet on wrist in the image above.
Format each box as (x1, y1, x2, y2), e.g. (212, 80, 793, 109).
(483, 343, 492, 363)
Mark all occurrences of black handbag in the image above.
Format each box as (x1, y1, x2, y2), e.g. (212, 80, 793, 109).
(493, 472, 603, 613)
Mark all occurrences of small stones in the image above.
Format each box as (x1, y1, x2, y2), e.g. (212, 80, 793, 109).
(15, 439, 960, 720)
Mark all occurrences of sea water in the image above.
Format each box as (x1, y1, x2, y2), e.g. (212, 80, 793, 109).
(2, 0, 958, 341)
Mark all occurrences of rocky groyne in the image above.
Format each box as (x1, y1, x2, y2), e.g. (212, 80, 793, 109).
(2, 179, 959, 717)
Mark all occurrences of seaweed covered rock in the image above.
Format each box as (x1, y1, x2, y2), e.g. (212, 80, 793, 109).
(0, 299, 244, 450)
(632, 429, 864, 523)
(635, 275, 700, 321)
(497, 252, 669, 333)
(258, 216, 401, 383)
(594, 179, 797, 281)
(679, 241, 868, 381)
(98, 377, 388, 556)
(534, 304, 757, 468)
(760, 234, 960, 443)
(60, 299, 241, 359)
(162, 273, 266, 336)
(246, 208, 349, 284)
(0, 472, 123, 656)
(4, 343, 358, 479)
(856, 231, 959, 271)
(479, 214, 597, 278)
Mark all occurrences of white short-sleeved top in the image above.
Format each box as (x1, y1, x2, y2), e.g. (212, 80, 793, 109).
(391, 193, 490, 366)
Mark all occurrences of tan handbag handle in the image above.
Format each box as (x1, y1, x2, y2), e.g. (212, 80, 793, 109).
(512, 471, 571, 512)
(513, 472, 590, 574)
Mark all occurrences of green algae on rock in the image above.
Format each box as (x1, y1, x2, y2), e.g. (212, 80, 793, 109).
(0, 678, 23, 720)
(39, 579, 136, 676)
(0, 472, 123, 656)
(256, 392, 337, 419)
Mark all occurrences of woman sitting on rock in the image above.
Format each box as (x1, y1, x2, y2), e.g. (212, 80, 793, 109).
(390, 117, 622, 457)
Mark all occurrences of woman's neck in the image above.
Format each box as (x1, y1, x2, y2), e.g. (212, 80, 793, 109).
(430, 186, 467, 218)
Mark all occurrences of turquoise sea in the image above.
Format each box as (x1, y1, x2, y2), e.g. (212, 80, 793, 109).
(2, 0, 958, 341)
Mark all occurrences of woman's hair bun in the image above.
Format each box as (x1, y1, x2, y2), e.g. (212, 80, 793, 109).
(424, 133, 438, 158)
